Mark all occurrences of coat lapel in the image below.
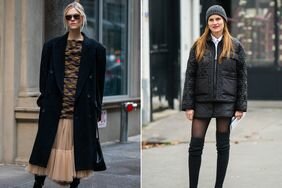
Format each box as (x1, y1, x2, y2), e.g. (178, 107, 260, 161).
(52, 33, 93, 99)
(75, 35, 92, 99)
(53, 33, 68, 93)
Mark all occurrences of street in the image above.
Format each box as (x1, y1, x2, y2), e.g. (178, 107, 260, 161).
(0, 136, 140, 188)
(142, 101, 282, 188)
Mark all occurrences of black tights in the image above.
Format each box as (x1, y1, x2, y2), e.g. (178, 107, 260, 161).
(188, 118, 231, 188)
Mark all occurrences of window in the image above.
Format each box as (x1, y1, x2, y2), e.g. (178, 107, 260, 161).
(278, 0, 282, 66)
(83, 0, 99, 39)
(230, 0, 276, 66)
(103, 0, 128, 96)
(83, 0, 128, 96)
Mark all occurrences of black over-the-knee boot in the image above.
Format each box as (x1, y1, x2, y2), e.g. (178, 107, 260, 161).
(215, 131, 230, 188)
(189, 137, 204, 188)
(33, 175, 46, 188)
(70, 178, 80, 188)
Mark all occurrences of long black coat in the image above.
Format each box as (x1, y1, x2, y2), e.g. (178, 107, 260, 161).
(29, 33, 106, 171)
(182, 36, 247, 112)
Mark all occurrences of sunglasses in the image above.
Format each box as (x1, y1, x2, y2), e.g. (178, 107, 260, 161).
(65, 14, 81, 21)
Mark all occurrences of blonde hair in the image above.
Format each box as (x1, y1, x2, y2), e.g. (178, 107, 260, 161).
(63, 1, 87, 32)
(194, 22, 234, 63)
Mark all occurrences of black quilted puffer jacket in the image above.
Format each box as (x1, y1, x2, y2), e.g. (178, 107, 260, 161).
(182, 37, 247, 112)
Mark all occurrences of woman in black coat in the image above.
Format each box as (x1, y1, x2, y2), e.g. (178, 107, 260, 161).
(26, 2, 106, 188)
(182, 5, 247, 188)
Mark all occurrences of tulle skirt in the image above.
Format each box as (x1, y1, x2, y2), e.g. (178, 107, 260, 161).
(26, 119, 92, 184)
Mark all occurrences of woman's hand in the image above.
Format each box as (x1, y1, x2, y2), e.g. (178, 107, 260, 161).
(235, 111, 243, 120)
(185, 109, 194, 121)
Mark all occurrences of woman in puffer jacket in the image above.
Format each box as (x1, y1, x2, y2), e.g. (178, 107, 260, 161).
(182, 5, 247, 188)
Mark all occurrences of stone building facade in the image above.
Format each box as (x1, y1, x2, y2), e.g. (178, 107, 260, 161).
(0, 0, 140, 164)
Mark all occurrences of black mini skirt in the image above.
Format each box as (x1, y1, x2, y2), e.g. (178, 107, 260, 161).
(194, 102, 235, 118)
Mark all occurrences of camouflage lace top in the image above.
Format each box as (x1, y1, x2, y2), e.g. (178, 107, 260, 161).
(60, 40, 83, 118)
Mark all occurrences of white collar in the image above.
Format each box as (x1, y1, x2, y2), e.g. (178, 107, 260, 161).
(211, 34, 223, 44)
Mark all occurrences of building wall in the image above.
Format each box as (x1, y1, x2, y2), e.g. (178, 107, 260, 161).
(180, 0, 200, 98)
(141, 0, 151, 124)
(1, 0, 23, 164)
(141, 0, 201, 124)
(0, 0, 4, 162)
(0, 0, 140, 164)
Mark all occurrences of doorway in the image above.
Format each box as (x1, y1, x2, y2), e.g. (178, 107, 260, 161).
(149, 0, 180, 118)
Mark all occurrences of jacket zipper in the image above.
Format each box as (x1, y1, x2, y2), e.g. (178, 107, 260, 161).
(212, 43, 217, 100)
(214, 59, 217, 99)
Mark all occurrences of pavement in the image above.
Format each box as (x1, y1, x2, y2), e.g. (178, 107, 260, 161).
(0, 135, 140, 188)
(142, 101, 282, 188)
(1, 100, 282, 188)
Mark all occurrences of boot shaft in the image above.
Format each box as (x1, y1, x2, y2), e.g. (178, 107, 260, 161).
(70, 178, 80, 188)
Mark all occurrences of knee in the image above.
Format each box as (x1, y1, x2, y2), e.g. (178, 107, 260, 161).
(216, 142, 230, 154)
(216, 132, 230, 153)
(189, 137, 204, 156)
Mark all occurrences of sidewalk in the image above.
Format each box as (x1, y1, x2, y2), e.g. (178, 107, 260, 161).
(142, 101, 282, 188)
(0, 135, 140, 188)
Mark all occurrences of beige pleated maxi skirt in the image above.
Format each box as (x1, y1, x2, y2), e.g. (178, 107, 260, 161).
(27, 119, 92, 184)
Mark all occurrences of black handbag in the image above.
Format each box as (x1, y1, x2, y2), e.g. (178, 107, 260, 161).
(94, 126, 107, 171)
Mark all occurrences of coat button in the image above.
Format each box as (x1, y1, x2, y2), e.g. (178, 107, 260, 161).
(41, 108, 45, 113)
(49, 70, 54, 74)
(87, 94, 91, 98)
(75, 116, 78, 120)
(89, 75, 93, 79)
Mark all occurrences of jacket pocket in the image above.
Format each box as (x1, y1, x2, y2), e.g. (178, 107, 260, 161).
(221, 75, 237, 97)
(195, 77, 209, 96)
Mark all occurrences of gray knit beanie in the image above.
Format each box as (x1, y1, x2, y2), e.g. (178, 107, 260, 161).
(206, 5, 227, 22)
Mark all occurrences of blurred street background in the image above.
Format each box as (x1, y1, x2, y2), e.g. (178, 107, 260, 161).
(142, 101, 282, 188)
(141, 1, 282, 187)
